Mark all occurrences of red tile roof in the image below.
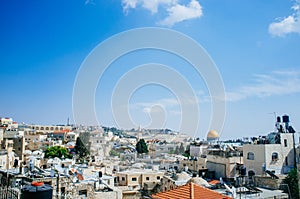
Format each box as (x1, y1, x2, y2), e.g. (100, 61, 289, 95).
(152, 182, 232, 199)
(209, 180, 220, 185)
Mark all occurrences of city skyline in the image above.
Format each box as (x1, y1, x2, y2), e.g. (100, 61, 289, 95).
(1, 0, 300, 139)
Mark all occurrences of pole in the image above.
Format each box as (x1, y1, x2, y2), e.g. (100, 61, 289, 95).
(293, 132, 297, 169)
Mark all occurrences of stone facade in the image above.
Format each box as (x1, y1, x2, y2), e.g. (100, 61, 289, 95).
(243, 133, 295, 176)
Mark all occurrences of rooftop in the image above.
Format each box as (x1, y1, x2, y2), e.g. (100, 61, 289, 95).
(152, 182, 232, 199)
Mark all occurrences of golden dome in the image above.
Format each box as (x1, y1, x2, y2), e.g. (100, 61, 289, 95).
(207, 130, 219, 138)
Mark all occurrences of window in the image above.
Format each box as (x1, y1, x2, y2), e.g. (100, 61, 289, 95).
(272, 152, 279, 161)
(132, 177, 137, 181)
(285, 157, 288, 166)
(78, 190, 87, 196)
(157, 176, 160, 180)
(122, 177, 125, 181)
(284, 139, 288, 147)
(146, 177, 150, 181)
(247, 152, 254, 160)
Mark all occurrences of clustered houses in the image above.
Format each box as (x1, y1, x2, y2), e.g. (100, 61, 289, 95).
(0, 115, 297, 199)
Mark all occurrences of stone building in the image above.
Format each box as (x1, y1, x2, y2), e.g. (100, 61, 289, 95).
(179, 157, 207, 175)
(116, 169, 163, 188)
(243, 132, 295, 176)
(206, 147, 243, 179)
(27, 125, 72, 134)
(1, 133, 25, 162)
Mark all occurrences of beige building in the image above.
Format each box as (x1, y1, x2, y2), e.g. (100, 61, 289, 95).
(206, 148, 243, 179)
(27, 124, 72, 134)
(116, 169, 164, 189)
(180, 158, 207, 174)
(25, 133, 47, 151)
(2, 133, 25, 162)
(243, 132, 295, 176)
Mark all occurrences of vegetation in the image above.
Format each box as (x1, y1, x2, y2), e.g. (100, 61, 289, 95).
(182, 144, 190, 157)
(103, 126, 123, 136)
(179, 143, 185, 154)
(282, 168, 299, 199)
(75, 137, 90, 161)
(174, 143, 185, 155)
(45, 146, 72, 159)
(109, 149, 120, 157)
(136, 139, 149, 154)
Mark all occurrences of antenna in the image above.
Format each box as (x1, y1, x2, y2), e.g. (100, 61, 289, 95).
(269, 112, 277, 132)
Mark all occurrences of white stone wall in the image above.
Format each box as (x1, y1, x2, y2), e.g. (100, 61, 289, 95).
(243, 133, 295, 175)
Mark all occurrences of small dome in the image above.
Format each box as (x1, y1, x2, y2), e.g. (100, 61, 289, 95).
(207, 130, 219, 138)
(189, 177, 210, 187)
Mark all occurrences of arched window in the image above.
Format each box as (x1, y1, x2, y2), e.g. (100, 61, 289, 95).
(247, 152, 255, 160)
(272, 152, 279, 161)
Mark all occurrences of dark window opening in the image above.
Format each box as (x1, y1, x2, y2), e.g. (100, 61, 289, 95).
(272, 152, 279, 161)
(284, 139, 288, 147)
(79, 190, 87, 196)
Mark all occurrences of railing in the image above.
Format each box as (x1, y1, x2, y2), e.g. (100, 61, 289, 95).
(0, 187, 21, 199)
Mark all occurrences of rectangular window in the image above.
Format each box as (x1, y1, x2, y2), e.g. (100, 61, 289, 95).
(284, 139, 287, 147)
(78, 190, 87, 196)
(146, 177, 150, 181)
(285, 157, 288, 165)
(132, 177, 137, 181)
(157, 176, 161, 180)
(122, 177, 125, 181)
(247, 152, 255, 160)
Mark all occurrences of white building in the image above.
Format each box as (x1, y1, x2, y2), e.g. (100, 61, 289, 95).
(244, 132, 295, 176)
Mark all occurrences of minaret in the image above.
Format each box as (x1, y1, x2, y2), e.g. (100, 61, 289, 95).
(137, 125, 142, 140)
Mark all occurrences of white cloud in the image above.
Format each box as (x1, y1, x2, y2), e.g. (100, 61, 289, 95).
(226, 70, 300, 102)
(122, 0, 139, 12)
(269, 0, 300, 36)
(121, 0, 203, 26)
(158, 0, 203, 26)
(143, 0, 177, 14)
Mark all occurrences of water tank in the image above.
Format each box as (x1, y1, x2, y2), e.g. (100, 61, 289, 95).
(240, 166, 246, 176)
(276, 116, 281, 123)
(22, 182, 53, 199)
(282, 115, 290, 123)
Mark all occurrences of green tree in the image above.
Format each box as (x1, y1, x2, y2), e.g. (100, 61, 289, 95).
(109, 149, 120, 157)
(174, 146, 180, 154)
(136, 139, 148, 154)
(45, 146, 72, 159)
(179, 143, 185, 154)
(183, 144, 190, 157)
(282, 168, 299, 199)
(75, 137, 90, 160)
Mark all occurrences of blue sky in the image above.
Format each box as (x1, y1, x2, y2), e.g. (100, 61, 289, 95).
(1, 0, 300, 139)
